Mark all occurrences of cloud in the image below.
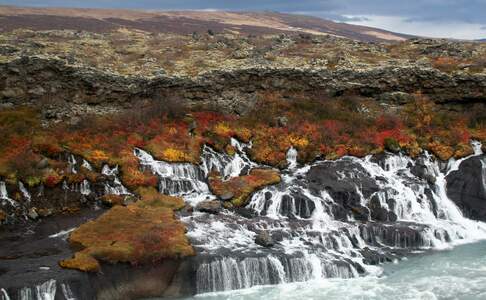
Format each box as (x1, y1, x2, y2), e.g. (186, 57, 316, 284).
(347, 15, 486, 40)
(2, 0, 486, 39)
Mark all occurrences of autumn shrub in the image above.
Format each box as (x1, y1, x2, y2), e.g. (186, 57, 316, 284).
(432, 56, 461, 73)
(43, 170, 63, 188)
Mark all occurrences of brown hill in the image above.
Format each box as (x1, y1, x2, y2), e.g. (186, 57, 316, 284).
(0, 5, 409, 42)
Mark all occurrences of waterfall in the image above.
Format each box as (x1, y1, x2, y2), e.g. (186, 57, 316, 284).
(81, 159, 93, 171)
(134, 148, 213, 205)
(200, 138, 256, 179)
(0, 181, 17, 207)
(68, 155, 77, 174)
(0, 289, 10, 300)
(11, 280, 58, 300)
(101, 165, 130, 195)
(183, 141, 486, 293)
(132, 140, 486, 294)
(286, 147, 298, 169)
(60, 284, 76, 300)
(18, 182, 31, 202)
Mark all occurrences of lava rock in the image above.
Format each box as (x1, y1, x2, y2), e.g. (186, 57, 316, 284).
(446, 155, 486, 221)
(255, 231, 274, 247)
(196, 200, 222, 214)
(234, 207, 257, 218)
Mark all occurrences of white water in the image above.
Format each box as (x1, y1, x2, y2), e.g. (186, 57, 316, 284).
(3, 140, 484, 299)
(18, 182, 31, 202)
(134, 140, 486, 294)
(0, 181, 17, 207)
(187, 240, 486, 300)
(101, 165, 130, 195)
(188, 141, 486, 291)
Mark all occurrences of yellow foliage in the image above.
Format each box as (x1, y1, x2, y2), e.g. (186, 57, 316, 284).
(161, 147, 190, 162)
(289, 135, 309, 149)
(90, 150, 109, 162)
(214, 122, 233, 137)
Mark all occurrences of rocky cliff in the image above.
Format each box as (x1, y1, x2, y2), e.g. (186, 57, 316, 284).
(2, 55, 486, 121)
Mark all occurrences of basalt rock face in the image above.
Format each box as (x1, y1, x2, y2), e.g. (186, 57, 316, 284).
(446, 155, 486, 221)
(2, 56, 486, 120)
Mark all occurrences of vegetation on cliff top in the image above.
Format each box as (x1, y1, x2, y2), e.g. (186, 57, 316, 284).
(1, 92, 485, 194)
(1, 29, 486, 77)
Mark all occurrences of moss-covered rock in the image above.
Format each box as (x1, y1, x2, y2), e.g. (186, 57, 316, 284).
(209, 168, 281, 207)
(59, 194, 194, 272)
(59, 252, 100, 272)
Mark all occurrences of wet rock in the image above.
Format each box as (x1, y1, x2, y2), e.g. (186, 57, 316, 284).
(411, 157, 437, 184)
(360, 247, 394, 265)
(307, 159, 379, 220)
(255, 231, 274, 247)
(446, 155, 486, 221)
(352, 206, 370, 221)
(37, 208, 53, 217)
(196, 200, 222, 214)
(36, 158, 49, 169)
(219, 192, 234, 201)
(234, 207, 257, 219)
(28, 208, 39, 220)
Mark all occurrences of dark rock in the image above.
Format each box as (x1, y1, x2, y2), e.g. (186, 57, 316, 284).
(219, 192, 234, 201)
(36, 158, 49, 170)
(27, 208, 39, 220)
(196, 200, 222, 214)
(255, 231, 274, 247)
(234, 207, 257, 219)
(446, 155, 486, 221)
(352, 206, 370, 221)
(411, 157, 437, 184)
(360, 247, 394, 265)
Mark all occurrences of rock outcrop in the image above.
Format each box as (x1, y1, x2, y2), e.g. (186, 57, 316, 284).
(2, 56, 486, 121)
(446, 155, 486, 221)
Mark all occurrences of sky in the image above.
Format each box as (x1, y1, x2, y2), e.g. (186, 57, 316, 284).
(3, 0, 486, 39)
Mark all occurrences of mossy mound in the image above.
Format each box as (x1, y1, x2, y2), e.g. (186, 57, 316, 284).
(59, 193, 194, 272)
(136, 187, 185, 210)
(209, 168, 281, 207)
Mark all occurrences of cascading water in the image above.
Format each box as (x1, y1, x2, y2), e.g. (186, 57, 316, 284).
(101, 165, 130, 195)
(18, 182, 31, 202)
(133, 140, 486, 294)
(4, 141, 486, 299)
(0, 181, 17, 207)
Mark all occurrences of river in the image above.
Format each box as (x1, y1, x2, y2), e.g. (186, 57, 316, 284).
(183, 240, 486, 300)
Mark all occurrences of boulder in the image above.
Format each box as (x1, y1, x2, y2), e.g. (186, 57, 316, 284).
(255, 231, 274, 247)
(446, 155, 486, 221)
(196, 200, 222, 214)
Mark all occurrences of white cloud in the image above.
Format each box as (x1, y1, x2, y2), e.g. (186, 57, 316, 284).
(344, 15, 486, 40)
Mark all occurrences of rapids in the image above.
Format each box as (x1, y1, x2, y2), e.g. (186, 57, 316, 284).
(2, 140, 486, 299)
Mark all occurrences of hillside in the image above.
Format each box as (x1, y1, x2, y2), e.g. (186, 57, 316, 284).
(0, 5, 409, 42)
